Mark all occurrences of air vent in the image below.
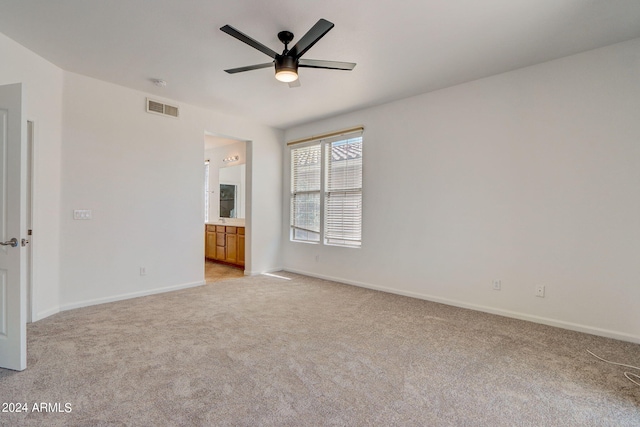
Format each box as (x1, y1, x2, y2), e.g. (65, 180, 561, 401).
(163, 104, 179, 118)
(146, 98, 179, 118)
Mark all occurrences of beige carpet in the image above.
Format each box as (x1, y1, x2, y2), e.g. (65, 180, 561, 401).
(1, 272, 638, 426)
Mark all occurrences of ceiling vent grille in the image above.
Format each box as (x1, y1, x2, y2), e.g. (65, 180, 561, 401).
(146, 98, 179, 118)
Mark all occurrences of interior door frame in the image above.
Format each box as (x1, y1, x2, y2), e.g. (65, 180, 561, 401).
(26, 119, 35, 323)
(203, 133, 252, 275)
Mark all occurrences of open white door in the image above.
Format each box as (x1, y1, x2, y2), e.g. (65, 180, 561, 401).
(0, 83, 27, 371)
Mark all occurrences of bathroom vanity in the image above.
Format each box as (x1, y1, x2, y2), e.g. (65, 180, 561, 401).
(205, 223, 245, 267)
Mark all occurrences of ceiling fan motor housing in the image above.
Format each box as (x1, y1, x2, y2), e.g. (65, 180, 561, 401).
(276, 55, 297, 73)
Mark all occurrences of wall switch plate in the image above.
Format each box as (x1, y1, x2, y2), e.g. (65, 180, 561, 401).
(73, 209, 92, 220)
(492, 280, 501, 290)
(536, 285, 545, 298)
(140, 267, 146, 276)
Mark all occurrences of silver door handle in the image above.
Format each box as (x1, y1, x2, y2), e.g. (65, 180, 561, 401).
(0, 238, 18, 247)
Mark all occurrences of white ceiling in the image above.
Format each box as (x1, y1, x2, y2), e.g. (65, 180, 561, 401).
(1, 0, 640, 129)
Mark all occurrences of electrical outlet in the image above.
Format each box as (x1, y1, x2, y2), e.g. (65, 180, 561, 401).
(315, 255, 320, 262)
(140, 267, 146, 276)
(492, 280, 501, 291)
(536, 285, 545, 298)
(73, 209, 92, 220)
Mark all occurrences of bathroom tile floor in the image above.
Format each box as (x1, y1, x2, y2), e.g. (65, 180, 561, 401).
(205, 260, 245, 283)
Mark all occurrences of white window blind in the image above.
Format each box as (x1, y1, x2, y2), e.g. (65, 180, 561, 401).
(289, 128, 363, 247)
(291, 144, 321, 242)
(325, 136, 363, 247)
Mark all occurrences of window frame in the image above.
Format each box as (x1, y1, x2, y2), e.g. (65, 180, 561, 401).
(289, 129, 363, 248)
(323, 136, 363, 248)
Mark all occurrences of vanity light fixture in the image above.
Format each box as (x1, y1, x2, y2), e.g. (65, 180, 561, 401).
(223, 155, 240, 163)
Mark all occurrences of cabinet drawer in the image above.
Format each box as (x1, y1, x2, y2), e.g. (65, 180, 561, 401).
(237, 227, 245, 235)
(216, 225, 226, 232)
(226, 226, 237, 234)
(206, 225, 216, 232)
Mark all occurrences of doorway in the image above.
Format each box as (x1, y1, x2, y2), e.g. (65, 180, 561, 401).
(203, 132, 250, 282)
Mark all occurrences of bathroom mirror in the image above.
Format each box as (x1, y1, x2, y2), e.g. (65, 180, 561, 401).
(219, 164, 245, 218)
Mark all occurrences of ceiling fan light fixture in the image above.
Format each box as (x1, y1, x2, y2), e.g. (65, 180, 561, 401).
(275, 56, 298, 82)
(275, 70, 298, 83)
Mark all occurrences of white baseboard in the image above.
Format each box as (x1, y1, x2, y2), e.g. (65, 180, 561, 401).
(60, 280, 205, 312)
(34, 306, 61, 322)
(283, 268, 640, 344)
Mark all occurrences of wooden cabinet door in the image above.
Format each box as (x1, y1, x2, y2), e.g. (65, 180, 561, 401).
(205, 232, 217, 259)
(238, 234, 245, 266)
(216, 244, 225, 260)
(215, 232, 226, 260)
(226, 233, 237, 263)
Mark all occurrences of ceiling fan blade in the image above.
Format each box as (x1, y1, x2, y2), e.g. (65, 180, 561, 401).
(224, 62, 274, 74)
(298, 59, 356, 70)
(287, 19, 334, 59)
(288, 79, 301, 88)
(220, 25, 279, 59)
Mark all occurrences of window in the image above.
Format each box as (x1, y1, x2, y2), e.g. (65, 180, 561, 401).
(291, 144, 321, 242)
(290, 129, 363, 247)
(324, 136, 363, 247)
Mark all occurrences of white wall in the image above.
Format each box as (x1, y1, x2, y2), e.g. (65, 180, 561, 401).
(59, 71, 282, 309)
(0, 32, 63, 321)
(2, 28, 283, 317)
(283, 38, 640, 343)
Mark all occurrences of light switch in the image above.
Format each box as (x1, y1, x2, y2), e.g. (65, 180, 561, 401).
(73, 209, 92, 220)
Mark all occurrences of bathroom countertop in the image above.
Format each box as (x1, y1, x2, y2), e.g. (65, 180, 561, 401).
(206, 220, 245, 227)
